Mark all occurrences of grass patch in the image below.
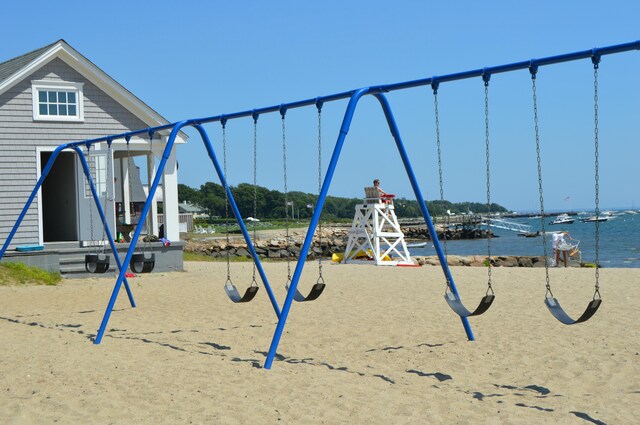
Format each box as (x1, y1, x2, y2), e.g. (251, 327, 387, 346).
(0, 262, 62, 286)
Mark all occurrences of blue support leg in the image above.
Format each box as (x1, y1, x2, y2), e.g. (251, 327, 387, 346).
(264, 90, 476, 369)
(264, 88, 370, 369)
(194, 124, 281, 317)
(73, 146, 136, 308)
(373, 94, 474, 341)
(94, 124, 189, 344)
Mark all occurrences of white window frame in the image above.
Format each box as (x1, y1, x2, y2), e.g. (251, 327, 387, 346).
(31, 80, 84, 122)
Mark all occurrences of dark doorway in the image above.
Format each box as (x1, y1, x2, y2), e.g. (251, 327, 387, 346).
(41, 151, 78, 242)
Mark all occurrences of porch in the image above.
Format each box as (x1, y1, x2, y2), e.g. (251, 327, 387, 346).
(0, 241, 184, 278)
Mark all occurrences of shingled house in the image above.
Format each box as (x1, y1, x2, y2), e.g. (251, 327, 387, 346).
(0, 40, 186, 275)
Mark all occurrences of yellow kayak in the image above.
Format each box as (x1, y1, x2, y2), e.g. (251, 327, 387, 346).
(331, 250, 391, 262)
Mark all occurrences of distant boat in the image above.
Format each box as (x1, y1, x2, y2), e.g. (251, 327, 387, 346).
(581, 215, 609, 223)
(581, 211, 613, 222)
(518, 231, 540, 238)
(549, 214, 574, 225)
(407, 242, 428, 248)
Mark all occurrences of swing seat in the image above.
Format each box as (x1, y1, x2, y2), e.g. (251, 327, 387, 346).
(288, 282, 326, 302)
(544, 296, 601, 325)
(85, 253, 110, 274)
(131, 253, 155, 273)
(225, 283, 259, 303)
(445, 291, 495, 317)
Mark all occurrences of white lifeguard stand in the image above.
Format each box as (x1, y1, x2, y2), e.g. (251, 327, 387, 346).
(342, 187, 413, 266)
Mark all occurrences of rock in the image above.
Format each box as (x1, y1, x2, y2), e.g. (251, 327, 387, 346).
(268, 250, 281, 258)
(518, 257, 534, 267)
(494, 256, 518, 267)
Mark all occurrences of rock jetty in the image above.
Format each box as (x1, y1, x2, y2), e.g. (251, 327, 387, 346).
(184, 226, 553, 267)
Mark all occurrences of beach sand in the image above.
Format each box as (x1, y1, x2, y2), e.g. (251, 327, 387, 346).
(1, 261, 638, 424)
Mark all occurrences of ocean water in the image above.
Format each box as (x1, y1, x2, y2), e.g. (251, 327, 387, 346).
(409, 210, 640, 268)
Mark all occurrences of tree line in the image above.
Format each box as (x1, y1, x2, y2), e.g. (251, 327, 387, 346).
(178, 183, 509, 221)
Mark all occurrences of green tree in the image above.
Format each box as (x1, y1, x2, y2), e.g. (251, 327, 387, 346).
(176, 182, 510, 221)
(199, 182, 225, 218)
(178, 183, 201, 205)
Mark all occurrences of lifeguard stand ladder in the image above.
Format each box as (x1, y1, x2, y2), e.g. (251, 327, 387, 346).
(343, 187, 413, 266)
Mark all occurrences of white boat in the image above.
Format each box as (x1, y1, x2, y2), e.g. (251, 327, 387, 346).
(581, 215, 609, 223)
(581, 211, 613, 222)
(549, 214, 574, 225)
(407, 242, 428, 248)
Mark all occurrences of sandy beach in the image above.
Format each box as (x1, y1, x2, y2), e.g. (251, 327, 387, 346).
(1, 261, 638, 424)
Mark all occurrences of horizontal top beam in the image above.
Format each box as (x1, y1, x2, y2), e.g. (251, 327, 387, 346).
(63, 39, 640, 150)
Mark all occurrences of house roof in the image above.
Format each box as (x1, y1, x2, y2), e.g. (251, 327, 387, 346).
(179, 202, 204, 213)
(0, 41, 59, 83)
(0, 39, 186, 142)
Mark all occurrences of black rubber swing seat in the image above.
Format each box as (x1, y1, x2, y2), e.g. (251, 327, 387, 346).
(85, 254, 110, 274)
(131, 253, 155, 273)
(289, 282, 326, 302)
(445, 291, 495, 317)
(225, 283, 259, 303)
(545, 296, 602, 325)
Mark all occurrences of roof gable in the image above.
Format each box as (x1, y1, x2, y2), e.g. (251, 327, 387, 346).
(0, 41, 59, 83)
(0, 40, 185, 141)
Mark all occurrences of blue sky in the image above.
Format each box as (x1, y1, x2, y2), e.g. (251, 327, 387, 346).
(3, 0, 639, 212)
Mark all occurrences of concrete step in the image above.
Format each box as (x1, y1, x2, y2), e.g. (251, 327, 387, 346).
(59, 263, 118, 278)
(59, 255, 88, 265)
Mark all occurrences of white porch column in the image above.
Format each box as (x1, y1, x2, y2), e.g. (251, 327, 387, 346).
(146, 153, 158, 236)
(123, 157, 132, 224)
(161, 145, 180, 241)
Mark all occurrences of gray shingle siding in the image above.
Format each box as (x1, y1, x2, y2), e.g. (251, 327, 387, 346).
(1, 57, 149, 248)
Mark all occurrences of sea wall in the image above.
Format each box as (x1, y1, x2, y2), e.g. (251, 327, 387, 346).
(184, 227, 546, 267)
(413, 255, 547, 267)
(185, 228, 347, 261)
(402, 225, 491, 240)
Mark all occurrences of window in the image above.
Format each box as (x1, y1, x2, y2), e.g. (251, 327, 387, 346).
(32, 80, 84, 122)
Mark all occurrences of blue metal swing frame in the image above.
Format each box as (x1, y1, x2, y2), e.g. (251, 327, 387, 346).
(1, 39, 638, 368)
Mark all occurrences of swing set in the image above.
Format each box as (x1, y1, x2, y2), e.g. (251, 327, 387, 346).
(1, 40, 638, 370)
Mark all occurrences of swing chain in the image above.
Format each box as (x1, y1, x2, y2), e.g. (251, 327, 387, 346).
(484, 78, 493, 291)
(316, 102, 324, 283)
(433, 88, 449, 260)
(101, 140, 113, 252)
(280, 108, 291, 282)
(530, 68, 553, 296)
(86, 144, 95, 253)
(592, 54, 601, 296)
(222, 121, 231, 283)
(126, 138, 138, 250)
(144, 133, 154, 250)
(433, 84, 453, 293)
(252, 115, 258, 286)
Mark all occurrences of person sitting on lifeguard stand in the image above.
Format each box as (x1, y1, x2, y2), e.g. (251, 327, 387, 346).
(373, 179, 394, 206)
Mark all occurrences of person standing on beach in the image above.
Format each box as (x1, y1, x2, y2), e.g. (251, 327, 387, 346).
(552, 231, 573, 267)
